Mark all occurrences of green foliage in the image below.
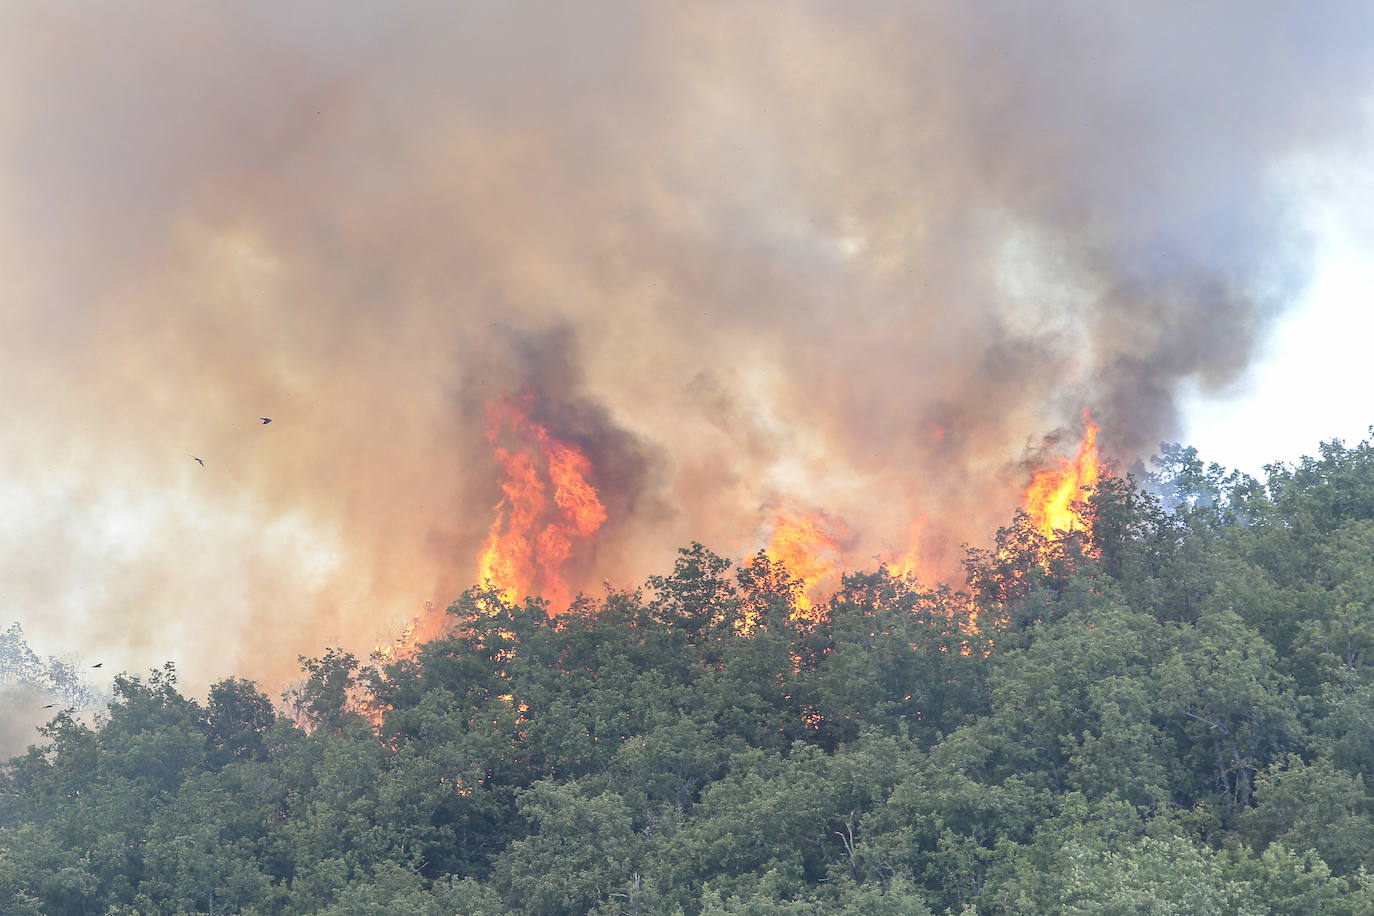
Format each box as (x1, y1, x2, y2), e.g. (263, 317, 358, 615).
(1157, 609, 1300, 809)
(495, 780, 641, 914)
(4, 435, 1374, 912)
(1224, 844, 1374, 916)
(1241, 754, 1374, 875)
(1045, 835, 1251, 915)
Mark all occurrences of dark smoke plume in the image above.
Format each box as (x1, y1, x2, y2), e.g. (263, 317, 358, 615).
(2, 1, 1372, 686)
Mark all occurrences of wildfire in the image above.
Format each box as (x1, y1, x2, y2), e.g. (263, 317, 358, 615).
(1023, 415, 1100, 538)
(369, 411, 1103, 662)
(475, 394, 608, 612)
(885, 516, 930, 583)
(764, 510, 849, 616)
(373, 614, 420, 664)
(371, 600, 456, 667)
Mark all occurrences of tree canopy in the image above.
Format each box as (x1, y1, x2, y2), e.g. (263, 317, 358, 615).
(6, 436, 1374, 914)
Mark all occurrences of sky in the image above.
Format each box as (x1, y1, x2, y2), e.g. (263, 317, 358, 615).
(3, 1, 1374, 694)
(1182, 185, 1374, 474)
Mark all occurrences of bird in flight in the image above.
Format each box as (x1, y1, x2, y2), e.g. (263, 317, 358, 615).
(92, 663, 103, 668)
(41, 703, 55, 709)
(192, 456, 205, 466)
(260, 417, 272, 424)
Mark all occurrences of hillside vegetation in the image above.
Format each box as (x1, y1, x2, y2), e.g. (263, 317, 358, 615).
(5, 439, 1374, 914)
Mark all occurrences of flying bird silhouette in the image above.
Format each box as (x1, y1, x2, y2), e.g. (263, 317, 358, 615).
(92, 663, 103, 668)
(42, 704, 55, 709)
(260, 417, 272, 424)
(192, 456, 205, 466)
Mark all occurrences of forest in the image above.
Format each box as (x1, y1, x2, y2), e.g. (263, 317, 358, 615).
(4, 438, 1374, 915)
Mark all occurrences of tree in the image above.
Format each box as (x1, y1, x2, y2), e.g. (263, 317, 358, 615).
(1050, 835, 1255, 915)
(284, 649, 366, 736)
(205, 677, 280, 767)
(494, 780, 641, 915)
(1157, 609, 1300, 809)
(1225, 844, 1373, 916)
(647, 543, 740, 641)
(1242, 754, 1374, 876)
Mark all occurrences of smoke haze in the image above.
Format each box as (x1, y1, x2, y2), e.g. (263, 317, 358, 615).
(3, 2, 1372, 686)
(0, 686, 47, 761)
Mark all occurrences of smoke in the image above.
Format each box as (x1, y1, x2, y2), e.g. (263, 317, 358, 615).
(0, 623, 103, 758)
(2, 1, 1372, 686)
(0, 686, 48, 761)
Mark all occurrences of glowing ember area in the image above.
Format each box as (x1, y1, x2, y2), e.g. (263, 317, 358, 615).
(371, 601, 452, 666)
(476, 396, 608, 611)
(373, 615, 420, 664)
(884, 517, 930, 583)
(765, 511, 849, 615)
(1023, 416, 1101, 538)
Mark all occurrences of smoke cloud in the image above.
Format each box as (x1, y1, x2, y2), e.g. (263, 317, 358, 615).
(0, 686, 48, 761)
(2, 2, 1372, 687)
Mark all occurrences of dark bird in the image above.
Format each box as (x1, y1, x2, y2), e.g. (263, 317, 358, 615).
(92, 663, 103, 668)
(42, 704, 55, 709)
(260, 417, 272, 424)
(192, 456, 205, 466)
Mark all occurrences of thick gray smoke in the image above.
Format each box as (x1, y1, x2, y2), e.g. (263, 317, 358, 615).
(2, 2, 1371, 686)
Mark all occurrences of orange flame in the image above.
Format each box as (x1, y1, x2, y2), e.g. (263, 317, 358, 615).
(885, 516, 930, 583)
(372, 600, 453, 667)
(764, 510, 848, 616)
(476, 395, 608, 611)
(1023, 415, 1100, 538)
(373, 614, 420, 665)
